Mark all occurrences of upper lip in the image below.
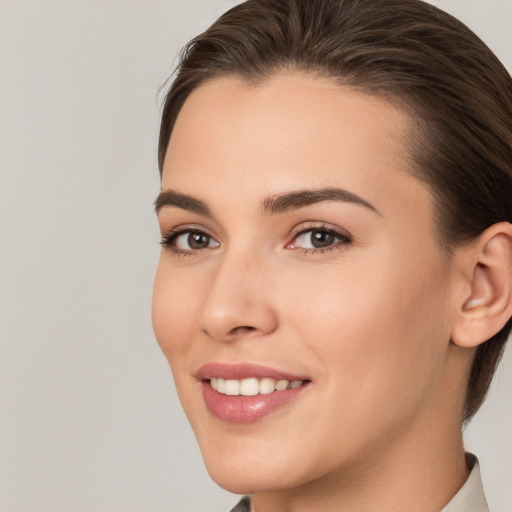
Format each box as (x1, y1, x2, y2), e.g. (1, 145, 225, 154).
(196, 362, 310, 382)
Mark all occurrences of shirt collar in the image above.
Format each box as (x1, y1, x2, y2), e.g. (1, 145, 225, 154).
(441, 454, 489, 512)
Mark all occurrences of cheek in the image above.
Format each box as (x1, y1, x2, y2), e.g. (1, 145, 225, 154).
(151, 259, 197, 364)
(152, 260, 207, 422)
(288, 249, 452, 414)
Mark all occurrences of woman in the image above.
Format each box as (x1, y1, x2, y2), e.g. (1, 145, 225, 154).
(152, 0, 512, 510)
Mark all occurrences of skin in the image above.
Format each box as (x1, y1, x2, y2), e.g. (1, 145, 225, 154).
(152, 73, 478, 512)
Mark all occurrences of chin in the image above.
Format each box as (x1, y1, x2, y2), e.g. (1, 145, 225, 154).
(197, 437, 300, 495)
(202, 436, 341, 498)
(205, 460, 294, 495)
(207, 471, 261, 496)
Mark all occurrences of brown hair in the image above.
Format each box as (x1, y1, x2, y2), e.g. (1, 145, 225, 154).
(158, 0, 512, 422)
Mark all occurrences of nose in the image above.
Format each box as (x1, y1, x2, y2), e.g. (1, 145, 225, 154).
(199, 250, 279, 342)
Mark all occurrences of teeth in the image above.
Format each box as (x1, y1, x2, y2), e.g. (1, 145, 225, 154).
(275, 379, 289, 391)
(214, 378, 226, 394)
(224, 379, 240, 395)
(259, 377, 276, 394)
(209, 377, 305, 396)
(240, 378, 259, 396)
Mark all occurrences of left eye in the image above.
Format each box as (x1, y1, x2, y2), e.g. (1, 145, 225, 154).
(288, 228, 349, 250)
(164, 230, 220, 251)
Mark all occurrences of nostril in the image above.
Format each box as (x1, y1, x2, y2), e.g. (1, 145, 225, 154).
(229, 325, 256, 335)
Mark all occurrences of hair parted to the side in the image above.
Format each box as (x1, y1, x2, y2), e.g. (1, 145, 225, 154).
(158, 0, 512, 422)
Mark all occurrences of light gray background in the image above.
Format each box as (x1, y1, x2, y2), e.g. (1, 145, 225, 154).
(0, 1, 511, 511)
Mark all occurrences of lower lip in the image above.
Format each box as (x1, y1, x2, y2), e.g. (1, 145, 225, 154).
(202, 381, 309, 423)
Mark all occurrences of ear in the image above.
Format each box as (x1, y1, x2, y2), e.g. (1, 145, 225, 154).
(451, 222, 512, 348)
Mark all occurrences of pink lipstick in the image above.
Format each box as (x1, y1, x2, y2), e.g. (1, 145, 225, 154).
(197, 363, 311, 423)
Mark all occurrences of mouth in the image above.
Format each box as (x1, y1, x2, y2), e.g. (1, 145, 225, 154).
(208, 377, 306, 396)
(197, 363, 311, 423)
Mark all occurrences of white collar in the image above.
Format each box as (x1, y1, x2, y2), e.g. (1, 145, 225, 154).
(441, 454, 489, 512)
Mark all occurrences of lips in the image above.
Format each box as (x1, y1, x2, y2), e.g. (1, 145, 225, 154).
(196, 363, 311, 423)
(197, 362, 309, 381)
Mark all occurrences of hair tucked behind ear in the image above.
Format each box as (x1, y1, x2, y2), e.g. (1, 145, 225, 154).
(158, 0, 512, 422)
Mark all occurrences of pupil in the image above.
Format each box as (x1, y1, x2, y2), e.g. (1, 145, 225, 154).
(188, 232, 209, 249)
(311, 230, 335, 248)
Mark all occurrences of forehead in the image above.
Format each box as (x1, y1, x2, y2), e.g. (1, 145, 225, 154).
(162, 72, 433, 230)
(167, 72, 411, 161)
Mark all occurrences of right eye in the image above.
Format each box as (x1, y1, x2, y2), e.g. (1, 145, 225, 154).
(161, 229, 220, 254)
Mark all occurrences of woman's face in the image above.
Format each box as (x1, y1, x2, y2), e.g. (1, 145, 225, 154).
(152, 73, 462, 494)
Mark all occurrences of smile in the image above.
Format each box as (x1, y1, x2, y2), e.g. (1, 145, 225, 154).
(209, 377, 304, 396)
(197, 363, 311, 423)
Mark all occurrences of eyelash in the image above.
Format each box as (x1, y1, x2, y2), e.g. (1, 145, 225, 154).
(159, 224, 352, 257)
(159, 227, 217, 258)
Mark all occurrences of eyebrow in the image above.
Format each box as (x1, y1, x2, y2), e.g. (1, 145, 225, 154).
(154, 187, 378, 216)
(261, 188, 379, 215)
(154, 190, 212, 216)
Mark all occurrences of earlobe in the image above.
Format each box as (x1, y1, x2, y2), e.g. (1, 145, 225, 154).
(452, 222, 512, 348)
